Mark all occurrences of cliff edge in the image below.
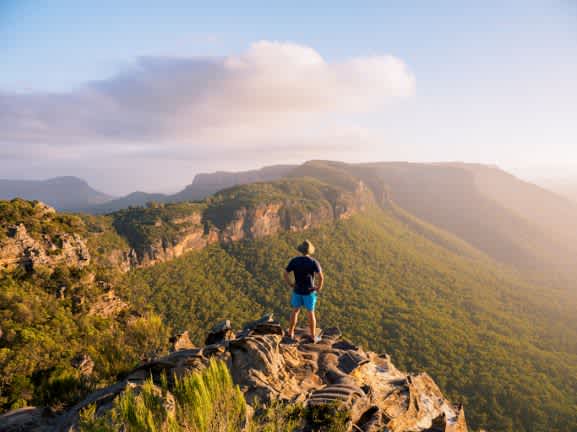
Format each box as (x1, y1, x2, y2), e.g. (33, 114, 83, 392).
(0, 314, 469, 432)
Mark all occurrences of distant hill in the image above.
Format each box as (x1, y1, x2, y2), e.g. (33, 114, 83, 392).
(537, 180, 577, 203)
(0, 165, 295, 215)
(291, 160, 577, 280)
(0, 176, 113, 211)
(88, 191, 169, 214)
(171, 164, 296, 202)
(87, 164, 297, 213)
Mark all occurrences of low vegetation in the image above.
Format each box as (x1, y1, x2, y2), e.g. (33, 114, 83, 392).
(0, 198, 85, 242)
(78, 359, 345, 432)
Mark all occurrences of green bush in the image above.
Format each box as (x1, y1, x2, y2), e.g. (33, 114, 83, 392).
(172, 359, 246, 432)
(79, 359, 246, 432)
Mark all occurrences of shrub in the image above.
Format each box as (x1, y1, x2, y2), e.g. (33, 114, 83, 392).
(172, 359, 246, 432)
(79, 359, 246, 432)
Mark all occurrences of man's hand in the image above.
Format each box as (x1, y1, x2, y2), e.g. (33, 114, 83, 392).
(316, 271, 324, 292)
(283, 271, 294, 289)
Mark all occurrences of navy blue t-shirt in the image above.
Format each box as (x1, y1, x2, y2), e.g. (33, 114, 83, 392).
(285, 256, 322, 295)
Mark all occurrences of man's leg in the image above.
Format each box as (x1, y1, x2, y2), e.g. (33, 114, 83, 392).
(288, 308, 300, 339)
(306, 310, 316, 339)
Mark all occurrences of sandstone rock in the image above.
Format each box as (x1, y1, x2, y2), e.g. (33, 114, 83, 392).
(229, 334, 304, 403)
(169, 330, 195, 351)
(71, 353, 94, 377)
(0, 221, 90, 273)
(242, 313, 274, 330)
(205, 319, 235, 345)
(13, 315, 470, 432)
(87, 291, 128, 318)
(126, 181, 372, 268)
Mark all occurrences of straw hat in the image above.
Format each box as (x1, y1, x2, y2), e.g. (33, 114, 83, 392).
(297, 239, 315, 255)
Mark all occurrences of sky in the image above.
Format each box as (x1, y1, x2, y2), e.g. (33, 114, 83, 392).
(1, 0, 576, 195)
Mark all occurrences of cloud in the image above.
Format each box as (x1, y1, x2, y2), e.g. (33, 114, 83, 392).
(0, 41, 415, 156)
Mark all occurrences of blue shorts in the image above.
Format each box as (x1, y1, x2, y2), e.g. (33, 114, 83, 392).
(291, 291, 317, 311)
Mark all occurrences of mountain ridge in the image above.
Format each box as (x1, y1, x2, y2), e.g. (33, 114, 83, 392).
(0, 177, 113, 211)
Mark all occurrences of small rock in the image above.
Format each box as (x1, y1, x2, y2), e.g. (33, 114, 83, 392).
(205, 320, 235, 345)
(169, 331, 195, 351)
(250, 322, 284, 337)
(71, 353, 94, 377)
(0, 407, 55, 432)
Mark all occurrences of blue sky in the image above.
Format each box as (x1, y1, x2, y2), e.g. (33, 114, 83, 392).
(1, 1, 576, 194)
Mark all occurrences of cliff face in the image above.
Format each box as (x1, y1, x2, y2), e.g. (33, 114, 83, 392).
(0, 179, 372, 273)
(124, 211, 217, 267)
(0, 315, 469, 432)
(0, 202, 90, 272)
(120, 179, 373, 267)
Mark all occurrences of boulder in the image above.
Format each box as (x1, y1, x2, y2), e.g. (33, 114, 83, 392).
(169, 331, 195, 351)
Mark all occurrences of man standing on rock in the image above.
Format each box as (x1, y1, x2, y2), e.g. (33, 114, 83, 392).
(284, 239, 324, 342)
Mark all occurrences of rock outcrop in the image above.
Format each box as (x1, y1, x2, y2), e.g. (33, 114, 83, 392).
(0, 207, 90, 272)
(87, 291, 129, 318)
(2, 315, 469, 431)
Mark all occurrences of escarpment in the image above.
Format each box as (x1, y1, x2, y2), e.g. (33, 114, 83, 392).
(112, 178, 374, 268)
(0, 178, 374, 274)
(1, 314, 470, 432)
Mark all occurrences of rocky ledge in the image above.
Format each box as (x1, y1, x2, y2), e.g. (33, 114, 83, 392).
(0, 315, 468, 432)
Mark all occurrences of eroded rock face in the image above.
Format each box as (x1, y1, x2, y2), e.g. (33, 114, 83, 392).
(0, 222, 90, 272)
(17, 314, 470, 432)
(132, 211, 217, 267)
(127, 180, 374, 268)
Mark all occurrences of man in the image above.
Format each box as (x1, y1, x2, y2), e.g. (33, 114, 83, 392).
(283, 239, 324, 342)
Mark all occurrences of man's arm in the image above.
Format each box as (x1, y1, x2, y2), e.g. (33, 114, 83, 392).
(283, 270, 294, 288)
(316, 271, 324, 292)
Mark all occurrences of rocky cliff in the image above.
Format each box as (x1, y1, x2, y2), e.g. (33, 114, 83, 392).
(0, 201, 90, 272)
(0, 177, 373, 273)
(113, 178, 374, 267)
(0, 315, 470, 432)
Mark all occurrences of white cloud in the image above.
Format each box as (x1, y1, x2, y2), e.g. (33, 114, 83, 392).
(0, 41, 415, 156)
